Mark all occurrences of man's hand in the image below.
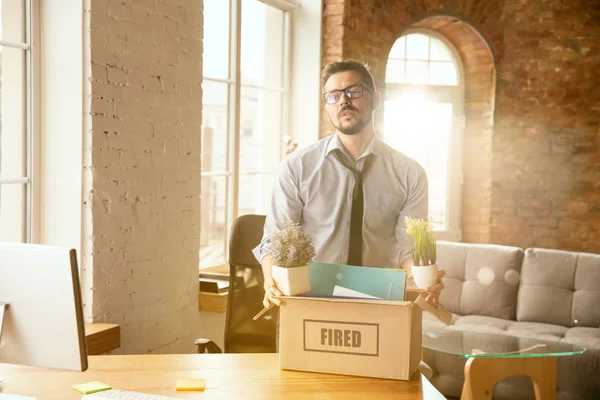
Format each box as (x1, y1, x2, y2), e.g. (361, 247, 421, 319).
(424, 269, 446, 306)
(262, 277, 283, 308)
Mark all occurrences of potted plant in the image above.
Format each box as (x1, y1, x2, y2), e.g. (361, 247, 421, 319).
(404, 217, 438, 289)
(265, 221, 316, 296)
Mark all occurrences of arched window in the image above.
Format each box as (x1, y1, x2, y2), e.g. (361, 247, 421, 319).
(384, 31, 464, 241)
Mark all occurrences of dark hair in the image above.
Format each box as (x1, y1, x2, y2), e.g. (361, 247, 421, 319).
(321, 59, 376, 92)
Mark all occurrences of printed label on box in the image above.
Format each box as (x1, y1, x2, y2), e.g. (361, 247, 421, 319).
(303, 319, 379, 357)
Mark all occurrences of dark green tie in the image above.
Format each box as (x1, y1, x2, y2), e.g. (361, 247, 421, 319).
(333, 150, 374, 266)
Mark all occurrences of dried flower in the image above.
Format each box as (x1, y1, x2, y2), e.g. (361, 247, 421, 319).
(283, 135, 298, 155)
(404, 216, 436, 266)
(265, 221, 316, 268)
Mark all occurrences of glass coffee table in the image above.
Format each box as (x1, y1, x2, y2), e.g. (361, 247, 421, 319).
(422, 327, 585, 400)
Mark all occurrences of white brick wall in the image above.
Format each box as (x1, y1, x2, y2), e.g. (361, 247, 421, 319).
(83, 0, 203, 354)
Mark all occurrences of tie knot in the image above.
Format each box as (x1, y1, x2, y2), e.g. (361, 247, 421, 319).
(333, 149, 373, 177)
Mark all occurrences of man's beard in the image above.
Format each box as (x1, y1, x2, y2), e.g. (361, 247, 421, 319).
(330, 106, 372, 135)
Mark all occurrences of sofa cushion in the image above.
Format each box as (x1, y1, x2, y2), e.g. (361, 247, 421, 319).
(573, 253, 600, 327)
(444, 316, 570, 341)
(424, 313, 599, 350)
(563, 327, 600, 350)
(445, 314, 513, 334)
(505, 321, 569, 341)
(517, 248, 600, 327)
(437, 241, 523, 320)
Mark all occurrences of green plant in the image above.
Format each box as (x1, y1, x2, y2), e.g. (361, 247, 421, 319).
(266, 221, 316, 268)
(404, 217, 436, 266)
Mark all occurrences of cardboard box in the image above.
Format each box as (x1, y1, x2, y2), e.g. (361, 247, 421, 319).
(278, 262, 424, 381)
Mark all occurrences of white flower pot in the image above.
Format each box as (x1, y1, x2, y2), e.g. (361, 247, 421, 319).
(412, 263, 439, 289)
(272, 264, 311, 296)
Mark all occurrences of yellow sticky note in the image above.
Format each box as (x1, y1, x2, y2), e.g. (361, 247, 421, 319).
(176, 378, 206, 391)
(72, 381, 112, 395)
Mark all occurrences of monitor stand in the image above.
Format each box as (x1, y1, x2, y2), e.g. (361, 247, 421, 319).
(0, 302, 8, 383)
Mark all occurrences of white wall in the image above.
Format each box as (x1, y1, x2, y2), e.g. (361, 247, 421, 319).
(84, 0, 204, 354)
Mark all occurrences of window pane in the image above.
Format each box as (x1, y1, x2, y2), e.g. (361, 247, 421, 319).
(430, 38, 453, 62)
(201, 81, 229, 172)
(203, 0, 229, 79)
(389, 36, 405, 59)
(385, 59, 405, 83)
(200, 175, 227, 267)
(0, 183, 25, 242)
(241, 0, 284, 88)
(405, 61, 428, 85)
(0, 0, 25, 44)
(406, 33, 429, 60)
(383, 97, 452, 230)
(429, 198, 448, 232)
(0, 45, 26, 179)
(429, 62, 458, 86)
(238, 173, 277, 217)
(239, 86, 282, 174)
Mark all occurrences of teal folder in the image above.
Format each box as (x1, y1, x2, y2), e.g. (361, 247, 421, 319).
(308, 262, 406, 301)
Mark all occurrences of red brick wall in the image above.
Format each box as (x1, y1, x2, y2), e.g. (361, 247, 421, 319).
(321, 0, 600, 253)
(492, 1, 600, 252)
(320, 0, 346, 135)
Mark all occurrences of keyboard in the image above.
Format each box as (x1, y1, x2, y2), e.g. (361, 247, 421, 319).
(82, 390, 180, 400)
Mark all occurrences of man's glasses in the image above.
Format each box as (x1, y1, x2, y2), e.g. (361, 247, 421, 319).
(323, 84, 372, 105)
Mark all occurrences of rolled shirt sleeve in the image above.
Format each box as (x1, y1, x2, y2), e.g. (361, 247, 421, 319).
(395, 161, 429, 266)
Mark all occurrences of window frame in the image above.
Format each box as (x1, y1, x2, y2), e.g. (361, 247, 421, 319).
(384, 29, 465, 241)
(200, 0, 294, 266)
(0, 0, 37, 243)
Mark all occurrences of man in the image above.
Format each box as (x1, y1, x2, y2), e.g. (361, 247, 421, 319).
(253, 60, 445, 310)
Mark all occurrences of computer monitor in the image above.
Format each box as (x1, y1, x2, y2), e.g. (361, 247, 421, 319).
(0, 242, 88, 377)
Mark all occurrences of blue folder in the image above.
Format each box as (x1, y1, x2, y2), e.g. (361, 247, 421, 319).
(306, 262, 406, 301)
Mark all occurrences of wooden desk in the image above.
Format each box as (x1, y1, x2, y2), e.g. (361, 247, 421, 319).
(84, 323, 120, 355)
(0, 354, 446, 399)
(198, 264, 229, 313)
(198, 291, 228, 313)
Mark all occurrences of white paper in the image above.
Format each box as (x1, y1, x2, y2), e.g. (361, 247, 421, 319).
(333, 285, 382, 299)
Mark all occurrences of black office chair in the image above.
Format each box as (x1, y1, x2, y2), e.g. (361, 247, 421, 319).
(195, 214, 278, 353)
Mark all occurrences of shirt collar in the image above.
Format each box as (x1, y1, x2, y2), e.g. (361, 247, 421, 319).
(325, 132, 383, 160)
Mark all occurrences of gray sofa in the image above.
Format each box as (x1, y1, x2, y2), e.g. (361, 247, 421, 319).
(423, 241, 600, 400)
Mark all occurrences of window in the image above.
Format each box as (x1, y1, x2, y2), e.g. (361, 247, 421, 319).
(0, 0, 33, 243)
(384, 31, 464, 240)
(201, 0, 292, 266)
